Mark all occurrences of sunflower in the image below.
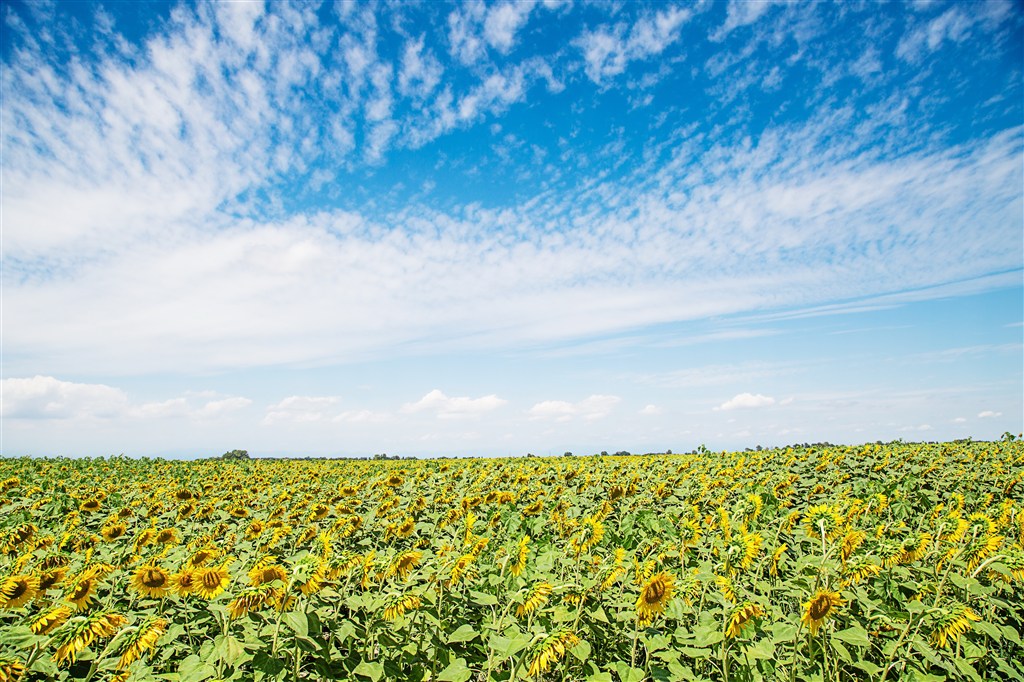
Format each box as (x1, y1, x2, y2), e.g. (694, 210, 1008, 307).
(388, 551, 422, 581)
(725, 602, 764, 639)
(171, 569, 198, 596)
(801, 589, 843, 635)
(80, 499, 101, 513)
(98, 523, 126, 542)
(187, 547, 220, 568)
(65, 576, 98, 610)
(516, 582, 553, 618)
(52, 612, 127, 666)
(30, 605, 72, 635)
(131, 565, 171, 599)
(930, 604, 981, 648)
(0, 657, 26, 682)
(510, 536, 530, 577)
(228, 585, 281, 619)
(394, 517, 416, 539)
(193, 563, 232, 600)
(249, 561, 289, 586)
(382, 593, 422, 621)
(570, 517, 604, 556)
(448, 554, 476, 587)
(527, 630, 580, 677)
(0, 575, 38, 609)
(117, 616, 167, 669)
(155, 528, 179, 545)
(636, 572, 675, 621)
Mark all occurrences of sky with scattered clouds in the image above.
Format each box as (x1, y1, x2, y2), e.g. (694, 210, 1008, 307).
(2, 0, 1021, 458)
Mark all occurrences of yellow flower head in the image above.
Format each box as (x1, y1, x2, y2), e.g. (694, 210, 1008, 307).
(726, 602, 764, 639)
(0, 575, 38, 610)
(801, 589, 843, 635)
(131, 565, 172, 599)
(117, 617, 167, 669)
(636, 572, 675, 621)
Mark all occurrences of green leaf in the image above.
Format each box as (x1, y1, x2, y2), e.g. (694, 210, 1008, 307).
(353, 660, 385, 682)
(448, 624, 479, 643)
(1001, 625, 1022, 646)
(569, 639, 592, 663)
(612, 662, 647, 682)
(178, 655, 218, 682)
(251, 651, 287, 677)
(2, 626, 44, 649)
(488, 631, 531, 658)
(954, 657, 984, 682)
(973, 620, 1002, 640)
(470, 591, 499, 606)
(585, 673, 613, 682)
(437, 658, 473, 682)
(743, 638, 775, 661)
(854, 660, 884, 676)
(335, 620, 357, 643)
(831, 639, 853, 664)
(692, 625, 724, 647)
(833, 625, 871, 648)
(282, 611, 308, 638)
(213, 634, 246, 666)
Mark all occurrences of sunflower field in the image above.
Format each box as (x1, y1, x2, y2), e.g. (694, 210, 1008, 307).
(1, 440, 1022, 682)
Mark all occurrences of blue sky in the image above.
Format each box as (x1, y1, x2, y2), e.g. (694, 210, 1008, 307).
(1, 0, 1021, 458)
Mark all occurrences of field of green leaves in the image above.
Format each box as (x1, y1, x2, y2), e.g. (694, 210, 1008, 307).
(1, 440, 1022, 681)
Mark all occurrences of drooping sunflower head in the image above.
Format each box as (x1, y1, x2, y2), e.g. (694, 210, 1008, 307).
(30, 605, 72, 635)
(117, 616, 168, 670)
(389, 551, 422, 581)
(801, 589, 843, 635)
(155, 529, 179, 546)
(131, 566, 171, 599)
(725, 602, 764, 639)
(382, 593, 422, 622)
(929, 603, 980, 649)
(65, 576, 98, 610)
(228, 585, 281, 620)
(0, 575, 39, 610)
(52, 612, 127, 666)
(636, 571, 675, 622)
(101, 524, 127, 542)
(527, 630, 580, 677)
(80, 498, 101, 513)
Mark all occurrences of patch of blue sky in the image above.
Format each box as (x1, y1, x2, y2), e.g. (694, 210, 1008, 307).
(1, 0, 1020, 456)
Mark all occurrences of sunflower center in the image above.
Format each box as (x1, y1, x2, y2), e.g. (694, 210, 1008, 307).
(71, 580, 92, 599)
(9, 580, 28, 599)
(202, 571, 222, 589)
(809, 595, 832, 620)
(142, 570, 167, 588)
(645, 582, 665, 603)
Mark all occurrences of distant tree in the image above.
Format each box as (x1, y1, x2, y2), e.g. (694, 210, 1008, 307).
(221, 449, 249, 460)
(665, 449, 672, 455)
(563, 451, 573, 457)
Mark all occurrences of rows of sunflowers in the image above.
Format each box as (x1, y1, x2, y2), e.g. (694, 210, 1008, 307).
(1, 440, 1022, 681)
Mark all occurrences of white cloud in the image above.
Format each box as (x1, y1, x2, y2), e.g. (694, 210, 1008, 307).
(977, 410, 1003, 418)
(484, 1, 534, 53)
(397, 36, 443, 100)
(578, 6, 691, 83)
(197, 397, 253, 419)
(263, 396, 340, 424)
(639, 404, 663, 416)
(401, 389, 508, 419)
(333, 409, 390, 424)
(715, 393, 776, 411)
(1, 376, 128, 419)
(714, 0, 782, 39)
(897, 8, 974, 62)
(528, 394, 621, 421)
(952, 417, 967, 423)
